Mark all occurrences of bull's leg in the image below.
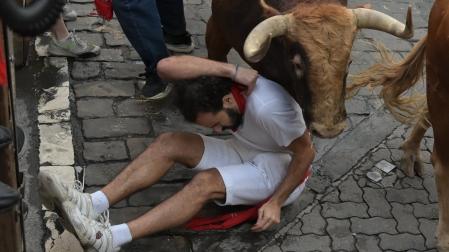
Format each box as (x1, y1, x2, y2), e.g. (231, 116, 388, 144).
(206, 16, 231, 62)
(434, 152, 449, 251)
(400, 113, 431, 177)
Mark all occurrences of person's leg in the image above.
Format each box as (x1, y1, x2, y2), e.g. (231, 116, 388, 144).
(156, 0, 186, 36)
(112, 0, 171, 99)
(128, 169, 225, 238)
(101, 132, 204, 205)
(50, 15, 69, 40)
(39, 132, 205, 220)
(62, 169, 225, 250)
(48, 15, 100, 58)
(156, 0, 194, 53)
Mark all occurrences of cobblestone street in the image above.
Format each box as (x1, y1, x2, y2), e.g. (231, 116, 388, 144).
(33, 0, 439, 251)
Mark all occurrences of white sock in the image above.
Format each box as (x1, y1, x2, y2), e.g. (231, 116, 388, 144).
(90, 191, 109, 215)
(110, 224, 132, 248)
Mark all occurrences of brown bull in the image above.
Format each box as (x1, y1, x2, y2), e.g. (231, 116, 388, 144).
(347, 0, 449, 249)
(207, 0, 413, 138)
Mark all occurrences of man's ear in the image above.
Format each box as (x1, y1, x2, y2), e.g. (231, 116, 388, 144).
(222, 93, 234, 108)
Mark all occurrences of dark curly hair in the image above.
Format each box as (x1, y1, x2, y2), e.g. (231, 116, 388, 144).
(173, 76, 233, 122)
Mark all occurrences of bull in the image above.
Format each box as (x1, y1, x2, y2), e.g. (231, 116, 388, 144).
(345, 0, 449, 249)
(206, 0, 413, 138)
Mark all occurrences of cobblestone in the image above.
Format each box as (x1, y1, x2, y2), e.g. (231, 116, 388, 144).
(322, 202, 369, 219)
(116, 99, 148, 117)
(128, 184, 184, 206)
(83, 117, 151, 138)
(82, 48, 124, 62)
(327, 218, 355, 251)
(281, 234, 331, 252)
(83, 141, 128, 162)
(392, 203, 420, 234)
(76, 98, 114, 118)
(85, 162, 128, 186)
(126, 138, 152, 159)
(386, 188, 429, 204)
(339, 176, 363, 202)
(419, 218, 438, 249)
(301, 205, 326, 235)
(104, 62, 146, 79)
(355, 234, 382, 252)
(74, 80, 135, 97)
(379, 233, 426, 251)
(413, 203, 439, 219)
(71, 61, 100, 80)
(351, 217, 397, 235)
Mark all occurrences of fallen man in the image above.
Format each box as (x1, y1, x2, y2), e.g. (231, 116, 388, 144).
(39, 55, 315, 251)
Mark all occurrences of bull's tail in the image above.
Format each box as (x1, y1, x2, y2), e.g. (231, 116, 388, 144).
(348, 36, 428, 125)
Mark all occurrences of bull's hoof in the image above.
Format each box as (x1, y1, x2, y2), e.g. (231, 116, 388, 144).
(437, 236, 449, 252)
(400, 152, 424, 177)
(400, 153, 417, 177)
(437, 221, 449, 252)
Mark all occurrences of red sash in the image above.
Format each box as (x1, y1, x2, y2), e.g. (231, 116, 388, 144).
(185, 168, 312, 231)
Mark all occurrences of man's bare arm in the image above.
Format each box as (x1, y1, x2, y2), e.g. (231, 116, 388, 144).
(252, 131, 315, 232)
(156, 55, 258, 92)
(271, 131, 315, 205)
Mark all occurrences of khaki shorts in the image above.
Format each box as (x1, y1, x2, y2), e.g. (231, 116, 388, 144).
(193, 134, 307, 206)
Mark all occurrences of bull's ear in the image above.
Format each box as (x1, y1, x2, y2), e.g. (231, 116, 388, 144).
(260, 0, 281, 17)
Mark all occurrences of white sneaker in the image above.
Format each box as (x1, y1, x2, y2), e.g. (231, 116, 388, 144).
(63, 5, 78, 21)
(38, 171, 99, 220)
(48, 32, 100, 58)
(61, 201, 119, 252)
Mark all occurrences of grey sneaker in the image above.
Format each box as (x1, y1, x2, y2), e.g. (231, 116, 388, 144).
(63, 5, 77, 21)
(61, 201, 118, 252)
(48, 32, 100, 58)
(38, 171, 99, 221)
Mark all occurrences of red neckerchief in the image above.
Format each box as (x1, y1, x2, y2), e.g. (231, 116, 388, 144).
(185, 168, 312, 231)
(230, 84, 246, 114)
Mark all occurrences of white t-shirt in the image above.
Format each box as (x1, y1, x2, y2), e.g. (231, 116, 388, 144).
(233, 76, 306, 152)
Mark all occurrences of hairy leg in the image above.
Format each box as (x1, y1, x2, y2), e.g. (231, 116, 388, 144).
(400, 113, 430, 176)
(433, 152, 449, 251)
(206, 16, 231, 62)
(102, 132, 204, 205)
(127, 169, 226, 239)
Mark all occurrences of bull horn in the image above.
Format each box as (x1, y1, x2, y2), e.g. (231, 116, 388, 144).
(244, 15, 292, 63)
(352, 6, 413, 39)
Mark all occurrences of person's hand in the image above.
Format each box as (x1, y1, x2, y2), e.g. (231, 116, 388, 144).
(251, 199, 281, 232)
(233, 66, 258, 95)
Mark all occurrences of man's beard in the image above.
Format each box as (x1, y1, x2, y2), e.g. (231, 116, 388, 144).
(222, 108, 243, 131)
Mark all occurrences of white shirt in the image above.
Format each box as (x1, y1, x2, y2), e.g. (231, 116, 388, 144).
(233, 76, 306, 152)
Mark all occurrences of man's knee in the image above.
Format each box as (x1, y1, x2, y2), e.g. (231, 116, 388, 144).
(146, 132, 179, 154)
(185, 169, 225, 201)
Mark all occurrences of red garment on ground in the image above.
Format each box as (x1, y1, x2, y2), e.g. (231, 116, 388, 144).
(95, 0, 113, 20)
(0, 46, 7, 87)
(185, 168, 312, 231)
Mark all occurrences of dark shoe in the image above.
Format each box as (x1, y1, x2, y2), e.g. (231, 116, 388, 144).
(163, 31, 195, 53)
(138, 73, 173, 101)
(0, 126, 11, 149)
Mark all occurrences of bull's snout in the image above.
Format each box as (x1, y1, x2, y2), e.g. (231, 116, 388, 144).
(310, 120, 347, 138)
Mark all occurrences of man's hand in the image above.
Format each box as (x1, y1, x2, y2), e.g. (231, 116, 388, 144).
(233, 66, 258, 95)
(251, 199, 281, 232)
